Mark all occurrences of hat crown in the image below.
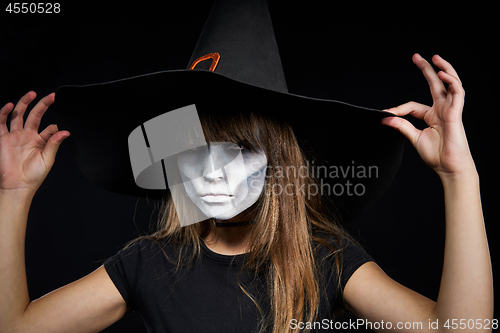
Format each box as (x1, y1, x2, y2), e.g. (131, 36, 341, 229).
(188, 0, 288, 93)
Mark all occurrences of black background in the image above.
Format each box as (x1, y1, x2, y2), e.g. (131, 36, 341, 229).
(1, 1, 498, 332)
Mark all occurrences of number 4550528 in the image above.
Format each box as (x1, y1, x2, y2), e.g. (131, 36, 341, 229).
(443, 319, 498, 330)
(6, 3, 60, 13)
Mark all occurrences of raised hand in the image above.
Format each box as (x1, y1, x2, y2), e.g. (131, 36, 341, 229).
(381, 54, 474, 181)
(0, 91, 70, 195)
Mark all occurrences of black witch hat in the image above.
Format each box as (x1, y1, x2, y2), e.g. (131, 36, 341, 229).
(54, 0, 404, 222)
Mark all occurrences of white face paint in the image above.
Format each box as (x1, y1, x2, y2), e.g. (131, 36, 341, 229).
(177, 142, 267, 220)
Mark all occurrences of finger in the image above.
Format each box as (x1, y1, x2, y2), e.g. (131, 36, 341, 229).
(438, 70, 465, 112)
(380, 116, 421, 147)
(413, 53, 447, 100)
(39, 124, 59, 142)
(41, 130, 70, 168)
(24, 93, 55, 132)
(383, 101, 431, 121)
(10, 91, 37, 131)
(432, 55, 461, 83)
(0, 102, 14, 136)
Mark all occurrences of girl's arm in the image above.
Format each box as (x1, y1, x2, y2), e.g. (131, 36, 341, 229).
(0, 92, 129, 333)
(342, 54, 493, 332)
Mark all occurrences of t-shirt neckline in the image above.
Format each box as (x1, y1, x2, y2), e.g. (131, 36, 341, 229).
(200, 239, 247, 264)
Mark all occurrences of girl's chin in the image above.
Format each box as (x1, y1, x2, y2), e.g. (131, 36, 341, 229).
(207, 211, 242, 221)
(201, 205, 247, 221)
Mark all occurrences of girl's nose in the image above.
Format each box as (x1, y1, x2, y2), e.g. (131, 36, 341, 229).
(202, 147, 224, 181)
(203, 167, 224, 181)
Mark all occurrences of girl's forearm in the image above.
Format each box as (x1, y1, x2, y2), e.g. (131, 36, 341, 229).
(433, 169, 493, 330)
(0, 190, 35, 332)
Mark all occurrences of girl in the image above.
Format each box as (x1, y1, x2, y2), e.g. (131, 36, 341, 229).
(0, 54, 493, 332)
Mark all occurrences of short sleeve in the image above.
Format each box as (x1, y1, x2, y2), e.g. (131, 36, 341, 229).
(339, 239, 374, 290)
(104, 239, 154, 311)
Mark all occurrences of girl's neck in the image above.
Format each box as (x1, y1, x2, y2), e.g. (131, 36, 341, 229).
(203, 211, 254, 256)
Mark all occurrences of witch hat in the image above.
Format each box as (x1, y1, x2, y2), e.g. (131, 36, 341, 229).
(54, 0, 405, 222)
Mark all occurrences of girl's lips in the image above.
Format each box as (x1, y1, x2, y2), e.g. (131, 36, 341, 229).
(200, 194, 233, 203)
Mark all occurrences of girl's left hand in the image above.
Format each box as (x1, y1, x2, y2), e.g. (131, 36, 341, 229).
(381, 54, 475, 181)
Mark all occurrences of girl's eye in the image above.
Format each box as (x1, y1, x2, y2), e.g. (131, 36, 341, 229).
(228, 143, 245, 150)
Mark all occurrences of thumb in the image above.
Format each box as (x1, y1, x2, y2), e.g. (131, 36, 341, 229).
(41, 131, 70, 167)
(380, 116, 420, 147)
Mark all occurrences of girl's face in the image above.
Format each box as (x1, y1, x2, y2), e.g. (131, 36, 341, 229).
(177, 142, 267, 220)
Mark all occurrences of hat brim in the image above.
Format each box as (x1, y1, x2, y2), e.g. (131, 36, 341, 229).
(55, 69, 405, 222)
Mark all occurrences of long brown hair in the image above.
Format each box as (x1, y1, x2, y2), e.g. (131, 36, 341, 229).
(131, 111, 352, 333)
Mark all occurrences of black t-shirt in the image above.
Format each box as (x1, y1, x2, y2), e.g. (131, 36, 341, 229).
(104, 236, 373, 332)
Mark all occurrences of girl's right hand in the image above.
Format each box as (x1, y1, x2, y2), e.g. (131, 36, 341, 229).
(0, 91, 70, 195)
